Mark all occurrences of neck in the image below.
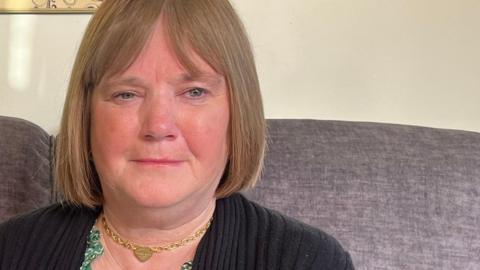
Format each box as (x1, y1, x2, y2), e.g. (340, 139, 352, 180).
(102, 198, 216, 246)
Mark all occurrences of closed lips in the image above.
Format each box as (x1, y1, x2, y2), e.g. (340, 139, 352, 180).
(131, 159, 185, 165)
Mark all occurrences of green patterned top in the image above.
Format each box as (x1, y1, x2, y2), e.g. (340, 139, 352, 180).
(80, 227, 193, 270)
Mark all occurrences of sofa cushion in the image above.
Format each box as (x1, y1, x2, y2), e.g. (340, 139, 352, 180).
(0, 116, 53, 222)
(244, 119, 480, 269)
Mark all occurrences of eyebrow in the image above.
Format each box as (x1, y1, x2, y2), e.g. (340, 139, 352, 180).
(102, 76, 150, 89)
(175, 73, 224, 86)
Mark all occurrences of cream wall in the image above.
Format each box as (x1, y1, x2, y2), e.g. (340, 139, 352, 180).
(0, 14, 90, 132)
(1, 0, 479, 133)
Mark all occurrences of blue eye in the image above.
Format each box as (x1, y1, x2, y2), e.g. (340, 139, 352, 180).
(115, 92, 136, 100)
(187, 88, 206, 98)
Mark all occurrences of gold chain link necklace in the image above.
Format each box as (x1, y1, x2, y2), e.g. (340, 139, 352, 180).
(101, 216, 213, 262)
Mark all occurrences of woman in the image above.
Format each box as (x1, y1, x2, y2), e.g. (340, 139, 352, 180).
(0, 0, 354, 269)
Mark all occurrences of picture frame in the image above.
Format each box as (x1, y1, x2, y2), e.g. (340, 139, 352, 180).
(0, 0, 103, 14)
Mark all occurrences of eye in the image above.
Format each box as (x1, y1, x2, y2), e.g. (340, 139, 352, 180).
(186, 88, 207, 98)
(114, 91, 137, 100)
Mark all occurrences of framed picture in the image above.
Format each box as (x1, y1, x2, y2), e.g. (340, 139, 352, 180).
(0, 0, 103, 13)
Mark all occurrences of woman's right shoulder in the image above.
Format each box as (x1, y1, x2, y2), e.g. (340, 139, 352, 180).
(0, 203, 98, 244)
(2, 203, 95, 228)
(0, 204, 99, 269)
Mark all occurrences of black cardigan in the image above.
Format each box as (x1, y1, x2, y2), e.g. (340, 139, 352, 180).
(0, 194, 354, 269)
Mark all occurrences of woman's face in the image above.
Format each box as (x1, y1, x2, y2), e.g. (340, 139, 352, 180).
(90, 20, 230, 212)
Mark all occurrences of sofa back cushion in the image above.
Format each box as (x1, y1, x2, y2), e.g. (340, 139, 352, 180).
(0, 116, 53, 222)
(244, 119, 480, 269)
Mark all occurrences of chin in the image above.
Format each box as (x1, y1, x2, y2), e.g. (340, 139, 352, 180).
(129, 190, 184, 209)
(128, 185, 209, 211)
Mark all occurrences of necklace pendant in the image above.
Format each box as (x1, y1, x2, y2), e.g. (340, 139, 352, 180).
(134, 247, 154, 262)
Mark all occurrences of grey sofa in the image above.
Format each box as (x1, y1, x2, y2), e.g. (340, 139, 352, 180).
(1, 115, 479, 269)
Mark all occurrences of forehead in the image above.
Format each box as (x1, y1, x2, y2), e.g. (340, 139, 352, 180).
(118, 17, 220, 82)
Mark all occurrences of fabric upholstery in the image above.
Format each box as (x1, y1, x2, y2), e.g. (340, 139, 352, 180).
(1, 116, 479, 269)
(244, 119, 480, 269)
(0, 116, 53, 222)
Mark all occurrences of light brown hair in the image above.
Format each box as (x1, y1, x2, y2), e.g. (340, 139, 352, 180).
(55, 0, 266, 207)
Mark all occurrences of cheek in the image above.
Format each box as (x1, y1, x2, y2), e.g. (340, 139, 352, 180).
(181, 106, 230, 162)
(90, 102, 137, 170)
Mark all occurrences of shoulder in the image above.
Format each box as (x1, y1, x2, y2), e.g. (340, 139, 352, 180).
(0, 203, 99, 269)
(219, 194, 354, 269)
(0, 203, 97, 233)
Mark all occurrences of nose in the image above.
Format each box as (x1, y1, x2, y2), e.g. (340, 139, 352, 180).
(139, 94, 179, 142)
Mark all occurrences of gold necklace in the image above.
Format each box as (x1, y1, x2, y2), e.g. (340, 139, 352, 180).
(101, 216, 213, 263)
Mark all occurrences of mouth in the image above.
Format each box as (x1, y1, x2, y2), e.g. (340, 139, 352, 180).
(131, 159, 185, 166)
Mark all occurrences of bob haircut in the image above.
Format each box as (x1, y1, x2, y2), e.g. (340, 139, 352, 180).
(55, 0, 266, 208)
